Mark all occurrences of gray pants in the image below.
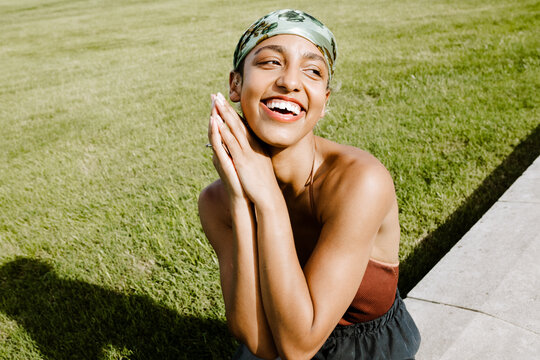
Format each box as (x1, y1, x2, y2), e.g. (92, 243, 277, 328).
(232, 290, 420, 360)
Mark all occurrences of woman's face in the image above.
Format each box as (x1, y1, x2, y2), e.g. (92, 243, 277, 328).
(230, 34, 330, 148)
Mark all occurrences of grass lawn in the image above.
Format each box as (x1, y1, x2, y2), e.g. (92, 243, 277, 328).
(0, 0, 538, 358)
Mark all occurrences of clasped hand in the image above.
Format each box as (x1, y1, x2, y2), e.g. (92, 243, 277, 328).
(208, 92, 277, 203)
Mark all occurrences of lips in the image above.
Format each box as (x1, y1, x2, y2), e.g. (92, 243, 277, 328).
(260, 96, 306, 123)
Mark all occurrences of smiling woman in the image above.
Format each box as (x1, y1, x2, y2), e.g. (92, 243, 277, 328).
(232, 34, 329, 148)
(198, 9, 420, 360)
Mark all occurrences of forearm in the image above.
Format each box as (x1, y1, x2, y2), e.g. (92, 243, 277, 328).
(254, 195, 319, 357)
(226, 197, 277, 357)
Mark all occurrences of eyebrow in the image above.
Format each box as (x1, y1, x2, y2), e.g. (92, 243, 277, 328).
(253, 44, 285, 56)
(253, 44, 326, 63)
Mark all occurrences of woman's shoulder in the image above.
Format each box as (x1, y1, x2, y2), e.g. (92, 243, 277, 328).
(198, 179, 230, 224)
(316, 137, 396, 215)
(317, 137, 394, 186)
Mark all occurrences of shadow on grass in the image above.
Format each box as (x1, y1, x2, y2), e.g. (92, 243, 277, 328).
(399, 124, 540, 296)
(0, 258, 236, 359)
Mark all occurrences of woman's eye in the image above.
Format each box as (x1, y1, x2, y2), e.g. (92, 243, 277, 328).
(306, 68, 322, 77)
(260, 60, 280, 66)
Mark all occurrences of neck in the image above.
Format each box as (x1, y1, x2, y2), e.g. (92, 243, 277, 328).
(269, 134, 318, 196)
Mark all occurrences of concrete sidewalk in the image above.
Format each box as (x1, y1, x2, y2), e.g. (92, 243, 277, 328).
(404, 156, 540, 359)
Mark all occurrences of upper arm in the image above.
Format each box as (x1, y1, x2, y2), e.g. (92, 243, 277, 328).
(198, 180, 239, 321)
(200, 182, 278, 358)
(300, 158, 397, 355)
(198, 180, 233, 267)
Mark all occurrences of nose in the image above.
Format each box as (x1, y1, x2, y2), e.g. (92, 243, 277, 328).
(276, 65, 301, 93)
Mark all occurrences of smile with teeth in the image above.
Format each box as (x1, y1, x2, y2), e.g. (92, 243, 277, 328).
(264, 99, 302, 116)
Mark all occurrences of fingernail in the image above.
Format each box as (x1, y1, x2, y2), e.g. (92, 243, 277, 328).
(216, 92, 226, 105)
(211, 94, 216, 108)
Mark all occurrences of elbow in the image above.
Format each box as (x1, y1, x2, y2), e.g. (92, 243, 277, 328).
(274, 335, 325, 360)
(228, 319, 323, 359)
(277, 346, 316, 360)
(248, 345, 279, 360)
(227, 317, 278, 360)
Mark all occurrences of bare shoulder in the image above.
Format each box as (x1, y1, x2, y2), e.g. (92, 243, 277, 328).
(316, 138, 396, 218)
(198, 179, 231, 228)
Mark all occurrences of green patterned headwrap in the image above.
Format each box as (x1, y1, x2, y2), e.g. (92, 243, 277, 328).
(233, 9, 337, 80)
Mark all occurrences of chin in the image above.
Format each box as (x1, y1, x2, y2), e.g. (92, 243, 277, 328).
(254, 129, 299, 149)
(256, 136, 289, 149)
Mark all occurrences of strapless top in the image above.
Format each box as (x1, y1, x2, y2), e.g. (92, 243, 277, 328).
(339, 258, 399, 325)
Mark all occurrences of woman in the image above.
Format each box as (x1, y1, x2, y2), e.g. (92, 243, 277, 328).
(198, 9, 420, 359)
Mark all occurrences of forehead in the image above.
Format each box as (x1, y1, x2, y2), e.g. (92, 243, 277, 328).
(248, 34, 325, 60)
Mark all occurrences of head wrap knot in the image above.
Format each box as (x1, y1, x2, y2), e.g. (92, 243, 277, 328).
(233, 9, 337, 80)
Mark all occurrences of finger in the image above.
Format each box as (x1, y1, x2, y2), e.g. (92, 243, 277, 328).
(208, 99, 227, 147)
(210, 116, 234, 169)
(239, 115, 262, 150)
(215, 92, 244, 135)
(210, 115, 226, 153)
(208, 111, 224, 143)
(211, 128, 242, 194)
(210, 94, 227, 130)
(210, 94, 221, 119)
(208, 108, 213, 142)
(216, 114, 242, 159)
(214, 92, 249, 148)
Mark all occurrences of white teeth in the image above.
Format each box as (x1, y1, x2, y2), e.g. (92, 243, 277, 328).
(266, 99, 301, 116)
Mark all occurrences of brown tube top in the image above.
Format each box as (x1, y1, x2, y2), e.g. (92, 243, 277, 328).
(339, 258, 399, 325)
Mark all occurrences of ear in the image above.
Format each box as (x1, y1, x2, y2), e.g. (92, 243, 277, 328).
(320, 89, 331, 118)
(229, 71, 242, 103)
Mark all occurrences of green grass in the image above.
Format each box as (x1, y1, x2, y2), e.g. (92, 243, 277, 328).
(0, 0, 538, 358)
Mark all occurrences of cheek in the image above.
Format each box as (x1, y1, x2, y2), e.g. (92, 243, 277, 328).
(239, 97, 256, 124)
(312, 87, 327, 109)
(239, 87, 263, 118)
(238, 98, 259, 133)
